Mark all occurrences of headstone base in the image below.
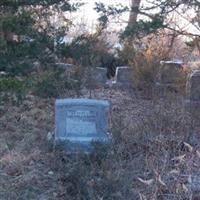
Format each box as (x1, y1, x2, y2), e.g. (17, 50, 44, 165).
(48, 132, 112, 153)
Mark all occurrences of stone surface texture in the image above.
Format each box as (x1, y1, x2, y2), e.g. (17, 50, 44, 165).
(93, 67, 108, 86)
(186, 70, 200, 128)
(114, 66, 134, 88)
(55, 98, 111, 152)
(186, 70, 200, 101)
(158, 62, 183, 85)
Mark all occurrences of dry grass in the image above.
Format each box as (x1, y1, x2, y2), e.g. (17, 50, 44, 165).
(0, 88, 200, 200)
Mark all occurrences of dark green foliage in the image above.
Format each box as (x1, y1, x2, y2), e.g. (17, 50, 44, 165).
(94, 2, 128, 28)
(121, 15, 165, 39)
(34, 72, 60, 98)
(0, 10, 36, 73)
(90, 142, 110, 166)
(2, 12, 34, 34)
(0, 0, 79, 9)
(95, 3, 128, 16)
(0, 76, 34, 104)
(60, 35, 94, 63)
(34, 70, 81, 98)
(6, 62, 33, 76)
(60, 31, 112, 67)
(98, 15, 109, 28)
(0, 0, 81, 76)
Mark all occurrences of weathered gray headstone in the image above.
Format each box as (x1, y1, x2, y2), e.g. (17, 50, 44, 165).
(186, 70, 200, 102)
(156, 60, 184, 96)
(54, 99, 111, 152)
(185, 70, 200, 129)
(55, 63, 78, 78)
(114, 66, 134, 88)
(93, 67, 108, 86)
(83, 67, 108, 89)
(158, 61, 183, 85)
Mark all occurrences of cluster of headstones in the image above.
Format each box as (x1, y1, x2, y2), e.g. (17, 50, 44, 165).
(46, 66, 200, 198)
(54, 63, 135, 89)
(158, 61, 200, 123)
(49, 60, 200, 154)
(93, 66, 134, 88)
(49, 69, 200, 153)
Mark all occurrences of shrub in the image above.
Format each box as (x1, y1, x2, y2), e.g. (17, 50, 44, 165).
(6, 62, 33, 76)
(132, 51, 159, 92)
(117, 40, 136, 65)
(127, 32, 188, 97)
(34, 70, 81, 98)
(0, 76, 33, 105)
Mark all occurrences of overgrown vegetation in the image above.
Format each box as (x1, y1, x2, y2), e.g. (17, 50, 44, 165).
(0, 76, 34, 104)
(0, 0, 200, 199)
(34, 69, 81, 98)
(1, 89, 199, 199)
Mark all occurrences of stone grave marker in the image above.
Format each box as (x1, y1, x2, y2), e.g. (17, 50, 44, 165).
(93, 67, 108, 86)
(114, 66, 134, 88)
(186, 70, 200, 102)
(54, 99, 111, 152)
(84, 67, 108, 89)
(186, 70, 200, 129)
(158, 60, 183, 85)
(156, 60, 184, 96)
(54, 63, 79, 79)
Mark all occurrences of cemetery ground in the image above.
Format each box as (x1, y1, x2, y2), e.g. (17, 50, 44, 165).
(1, 83, 200, 200)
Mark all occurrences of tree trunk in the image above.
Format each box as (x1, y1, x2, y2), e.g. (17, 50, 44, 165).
(128, 0, 141, 28)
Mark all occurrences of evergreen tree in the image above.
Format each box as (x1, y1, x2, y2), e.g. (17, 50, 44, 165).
(0, 0, 80, 75)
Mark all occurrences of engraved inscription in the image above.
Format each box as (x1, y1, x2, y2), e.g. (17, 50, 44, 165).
(66, 110, 97, 136)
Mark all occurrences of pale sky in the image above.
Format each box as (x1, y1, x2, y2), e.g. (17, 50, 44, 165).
(66, 0, 199, 39)
(70, 0, 130, 30)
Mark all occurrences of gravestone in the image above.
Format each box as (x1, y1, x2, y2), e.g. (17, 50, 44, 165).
(93, 67, 108, 86)
(55, 63, 78, 79)
(156, 60, 184, 96)
(84, 67, 108, 89)
(185, 70, 200, 129)
(55, 99, 111, 152)
(158, 61, 183, 85)
(114, 66, 134, 88)
(186, 70, 200, 102)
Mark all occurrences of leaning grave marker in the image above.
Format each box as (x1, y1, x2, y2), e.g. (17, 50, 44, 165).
(185, 70, 200, 198)
(93, 67, 108, 86)
(114, 66, 134, 88)
(83, 67, 108, 89)
(54, 99, 111, 152)
(158, 60, 184, 85)
(186, 70, 200, 128)
(156, 60, 184, 96)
